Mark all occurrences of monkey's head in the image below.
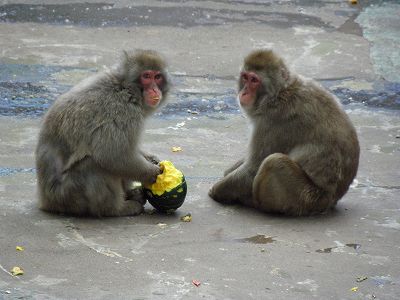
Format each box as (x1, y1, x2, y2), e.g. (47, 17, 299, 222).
(117, 50, 169, 112)
(238, 49, 291, 115)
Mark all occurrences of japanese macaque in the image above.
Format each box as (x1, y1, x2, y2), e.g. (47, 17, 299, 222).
(209, 49, 359, 216)
(36, 50, 169, 217)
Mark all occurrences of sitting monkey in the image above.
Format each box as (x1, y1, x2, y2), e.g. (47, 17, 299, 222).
(36, 50, 169, 217)
(209, 49, 360, 216)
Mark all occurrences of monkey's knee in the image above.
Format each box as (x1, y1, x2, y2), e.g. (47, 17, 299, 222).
(261, 153, 292, 171)
(253, 153, 328, 216)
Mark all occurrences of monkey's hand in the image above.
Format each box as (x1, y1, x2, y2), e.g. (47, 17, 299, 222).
(142, 164, 162, 186)
(141, 151, 161, 165)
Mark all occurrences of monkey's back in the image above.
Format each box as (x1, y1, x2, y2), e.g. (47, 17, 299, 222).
(285, 78, 360, 200)
(36, 72, 143, 190)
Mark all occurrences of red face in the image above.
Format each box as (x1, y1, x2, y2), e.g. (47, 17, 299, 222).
(238, 71, 261, 106)
(140, 70, 164, 108)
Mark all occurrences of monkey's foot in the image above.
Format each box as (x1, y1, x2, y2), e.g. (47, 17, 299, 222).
(120, 200, 145, 216)
(208, 187, 237, 205)
(126, 188, 147, 205)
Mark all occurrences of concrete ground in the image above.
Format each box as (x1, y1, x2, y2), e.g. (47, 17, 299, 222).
(0, 0, 399, 299)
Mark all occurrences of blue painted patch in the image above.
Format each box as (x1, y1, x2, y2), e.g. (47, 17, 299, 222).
(1, 63, 399, 118)
(0, 63, 73, 117)
(0, 167, 36, 177)
(331, 81, 400, 109)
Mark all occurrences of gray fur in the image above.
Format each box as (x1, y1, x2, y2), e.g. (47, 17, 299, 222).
(36, 50, 169, 217)
(209, 49, 359, 216)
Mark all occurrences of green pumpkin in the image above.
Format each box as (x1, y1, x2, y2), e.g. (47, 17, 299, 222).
(145, 176, 187, 212)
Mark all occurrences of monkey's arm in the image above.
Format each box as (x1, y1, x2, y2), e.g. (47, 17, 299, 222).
(89, 123, 160, 185)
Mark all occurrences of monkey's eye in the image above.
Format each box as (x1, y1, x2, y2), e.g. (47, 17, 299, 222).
(250, 76, 259, 83)
(242, 74, 248, 81)
(155, 74, 162, 80)
(142, 72, 151, 79)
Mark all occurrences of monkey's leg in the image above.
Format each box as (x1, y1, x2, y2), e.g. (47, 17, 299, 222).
(61, 159, 144, 217)
(82, 172, 145, 217)
(209, 166, 254, 205)
(223, 158, 245, 177)
(252, 153, 333, 216)
(123, 180, 147, 205)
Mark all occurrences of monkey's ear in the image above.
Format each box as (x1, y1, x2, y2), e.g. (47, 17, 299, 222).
(281, 67, 290, 82)
(121, 50, 130, 63)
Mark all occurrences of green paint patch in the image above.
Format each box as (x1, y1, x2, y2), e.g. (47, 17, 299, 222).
(356, 3, 400, 82)
(311, 41, 337, 56)
(51, 69, 96, 86)
(332, 80, 374, 91)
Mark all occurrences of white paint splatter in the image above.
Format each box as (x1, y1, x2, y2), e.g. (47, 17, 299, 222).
(184, 258, 196, 262)
(70, 230, 133, 262)
(0, 264, 18, 279)
(56, 233, 80, 248)
(293, 27, 324, 35)
(374, 219, 400, 230)
(350, 179, 359, 188)
(296, 279, 319, 292)
(30, 275, 67, 286)
(360, 254, 389, 266)
(146, 271, 191, 299)
(325, 229, 338, 237)
(249, 38, 274, 49)
(331, 241, 346, 253)
(368, 145, 382, 153)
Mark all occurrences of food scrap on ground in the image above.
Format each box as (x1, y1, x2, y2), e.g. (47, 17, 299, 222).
(15, 246, 24, 251)
(157, 223, 167, 228)
(187, 109, 199, 115)
(11, 267, 24, 276)
(192, 279, 201, 287)
(171, 146, 183, 152)
(350, 287, 359, 292)
(181, 213, 192, 222)
(356, 276, 368, 282)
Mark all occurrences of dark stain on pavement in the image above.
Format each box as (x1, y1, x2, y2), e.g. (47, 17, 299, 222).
(236, 234, 276, 244)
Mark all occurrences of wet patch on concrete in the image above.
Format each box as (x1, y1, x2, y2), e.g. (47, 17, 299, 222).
(1, 62, 399, 118)
(0, 167, 35, 176)
(0, 63, 81, 117)
(0, 81, 54, 117)
(0, 3, 334, 29)
(236, 234, 275, 244)
(322, 77, 400, 109)
(158, 91, 239, 116)
(331, 81, 400, 109)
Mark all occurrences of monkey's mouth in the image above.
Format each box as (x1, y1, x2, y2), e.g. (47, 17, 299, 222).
(146, 96, 162, 107)
(239, 90, 253, 106)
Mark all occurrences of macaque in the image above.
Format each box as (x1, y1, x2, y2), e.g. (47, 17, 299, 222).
(36, 50, 169, 217)
(209, 49, 359, 216)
